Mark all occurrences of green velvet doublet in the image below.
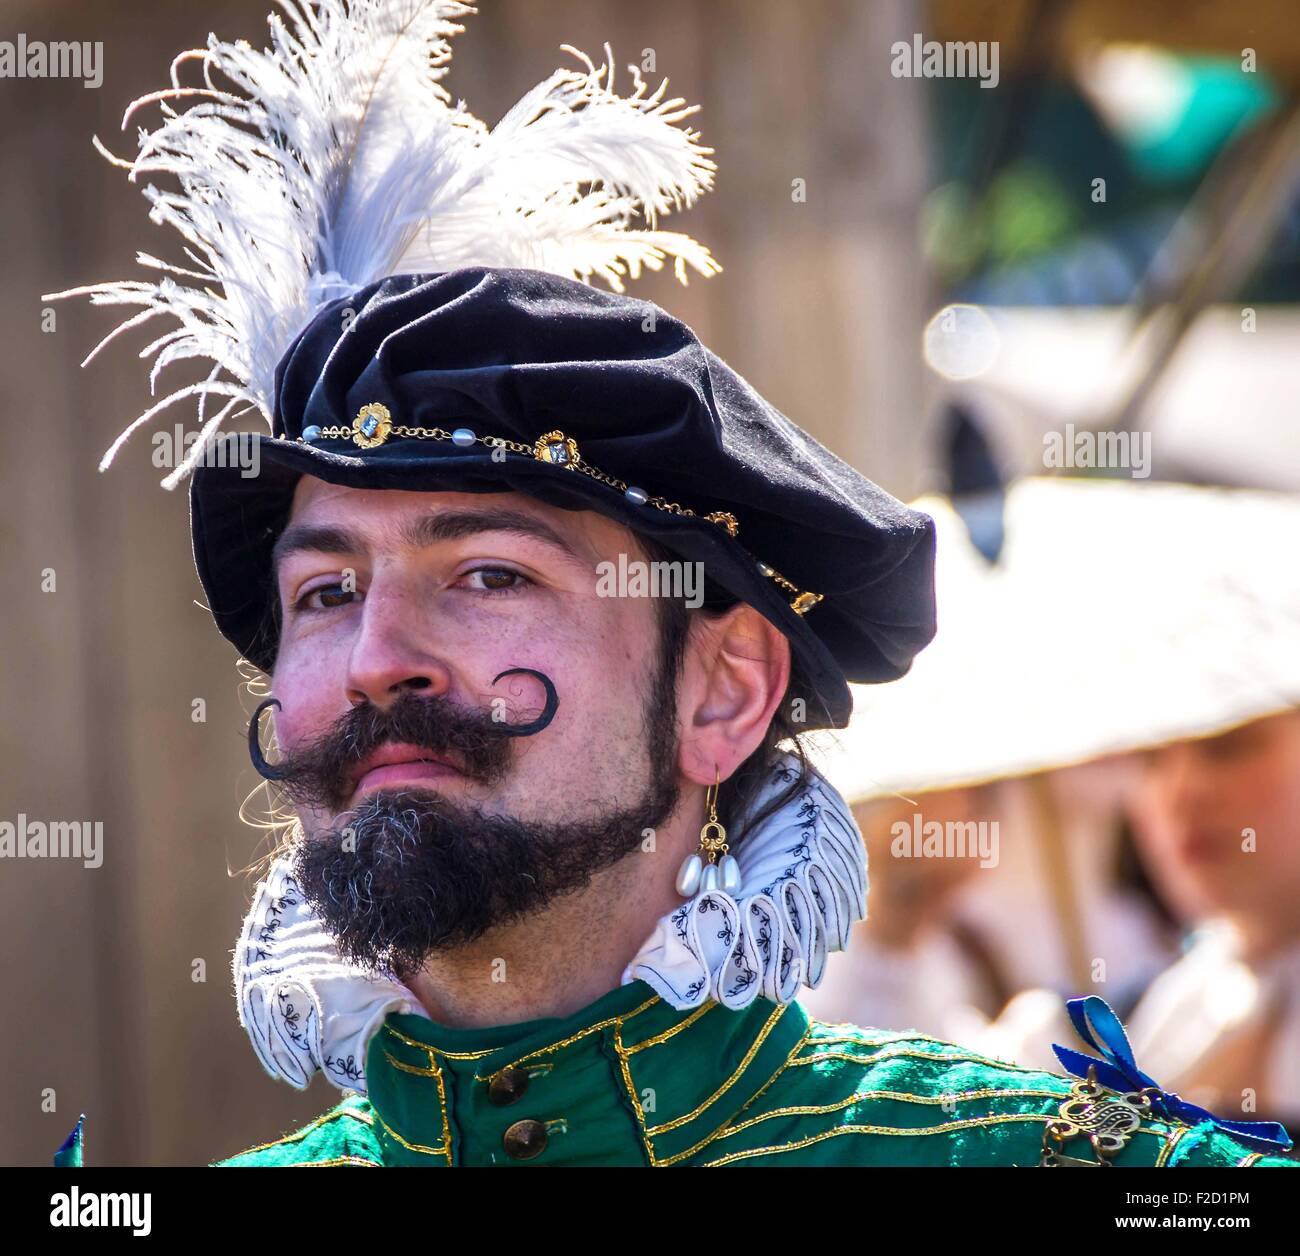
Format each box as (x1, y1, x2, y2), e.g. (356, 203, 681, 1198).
(213, 979, 1297, 1168)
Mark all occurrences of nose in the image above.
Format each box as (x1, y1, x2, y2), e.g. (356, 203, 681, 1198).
(343, 578, 453, 710)
(1147, 741, 1211, 816)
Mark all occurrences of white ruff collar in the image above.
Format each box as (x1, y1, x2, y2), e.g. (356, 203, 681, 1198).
(233, 752, 867, 1095)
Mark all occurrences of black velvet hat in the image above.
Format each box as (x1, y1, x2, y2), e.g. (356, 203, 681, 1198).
(44, 3, 934, 730)
(190, 266, 935, 730)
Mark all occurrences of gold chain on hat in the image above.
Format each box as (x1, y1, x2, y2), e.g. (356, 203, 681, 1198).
(290, 402, 824, 616)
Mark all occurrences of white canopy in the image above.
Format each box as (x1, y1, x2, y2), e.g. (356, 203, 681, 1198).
(809, 477, 1300, 803)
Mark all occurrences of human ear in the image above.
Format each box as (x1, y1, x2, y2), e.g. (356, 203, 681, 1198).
(676, 603, 791, 786)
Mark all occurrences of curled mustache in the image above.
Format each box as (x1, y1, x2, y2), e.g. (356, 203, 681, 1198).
(248, 668, 559, 810)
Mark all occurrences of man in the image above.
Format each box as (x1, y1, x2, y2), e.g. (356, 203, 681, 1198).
(49, 1, 1292, 1167)
(207, 302, 1290, 1166)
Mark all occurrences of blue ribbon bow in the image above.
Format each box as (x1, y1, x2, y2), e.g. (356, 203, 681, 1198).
(1051, 995, 1292, 1153)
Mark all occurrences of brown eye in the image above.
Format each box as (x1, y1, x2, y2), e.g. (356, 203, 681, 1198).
(462, 567, 529, 593)
(295, 583, 358, 611)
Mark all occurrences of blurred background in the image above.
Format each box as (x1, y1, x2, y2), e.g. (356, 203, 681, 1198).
(3, 0, 1299, 1164)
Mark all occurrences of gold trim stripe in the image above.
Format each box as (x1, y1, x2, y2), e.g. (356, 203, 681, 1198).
(227, 1104, 374, 1157)
(624, 1002, 716, 1055)
(380, 991, 661, 1075)
(714, 1086, 1075, 1142)
(1156, 1125, 1188, 1168)
(291, 1155, 382, 1168)
(426, 1048, 454, 1163)
(373, 1109, 449, 1161)
(381, 1047, 442, 1079)
(807, 1028, 953, 1049)
(792, 1046, 1079, 1078)
(612, 1017, 659, 1167)
(372, 1048, 454, 1163)
(646, 1002, 790, 1137)
(701, 1113, 1062, 1166)
(383, 1023, 497, 1060)
(654, 1024, 815, 1167)
(472, 994, 661, 1080)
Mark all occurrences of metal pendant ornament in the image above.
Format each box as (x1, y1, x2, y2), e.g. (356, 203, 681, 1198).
(675, 771, 742, 899)
(1036, 1065, 1151, 1167)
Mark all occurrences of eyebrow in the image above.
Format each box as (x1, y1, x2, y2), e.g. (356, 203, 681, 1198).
(271, 507, 585, 578)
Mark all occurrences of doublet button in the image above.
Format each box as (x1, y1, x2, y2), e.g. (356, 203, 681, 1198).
(502, 1118, 548, 1160)
(488, 1066, 530, 1106)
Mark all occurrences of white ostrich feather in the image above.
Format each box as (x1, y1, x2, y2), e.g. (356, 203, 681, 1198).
(43, 0, 719, 488)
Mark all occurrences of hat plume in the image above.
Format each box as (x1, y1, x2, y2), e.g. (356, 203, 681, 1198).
(42, 0, 719, 487)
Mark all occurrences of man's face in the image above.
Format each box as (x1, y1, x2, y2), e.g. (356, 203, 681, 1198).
(268, 478, 683, 974)
(1129, 711, 1300, 929)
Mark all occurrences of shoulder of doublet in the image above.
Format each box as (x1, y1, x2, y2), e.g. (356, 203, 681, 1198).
(795, 1019, 1077, 1094)
(769, 1019, 1086, 1124)
(211, 1092, 384, 1167)
(685, 1019, 1069, 1165)
(698, 1019, 1297, 1167)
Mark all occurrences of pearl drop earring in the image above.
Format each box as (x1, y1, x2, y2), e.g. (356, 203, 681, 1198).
(676, 769, 741, 898)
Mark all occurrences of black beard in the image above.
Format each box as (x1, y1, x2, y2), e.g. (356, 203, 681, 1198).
(292, 772, 679, 981)
(285, 650, 683, 981)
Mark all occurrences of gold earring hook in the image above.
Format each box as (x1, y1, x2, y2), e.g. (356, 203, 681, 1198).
(704, 768, 721, 822)
(700, 768, 727, 862)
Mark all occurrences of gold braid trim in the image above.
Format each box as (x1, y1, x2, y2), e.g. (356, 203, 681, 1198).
(227, 1103, 374, 1157)
(807, 1025, 955, 1048)
(1155, 1124, 1189, 1168)
(646, 1002, 790, 1137)
(472, 993, 661, 1081)
(382, 1022, 496, 1060)
(372, 1109, 448, 1161)
(290, 1155, 382, 1168)
(700, 1113, 1075, 1167)
(370, 1048, 454, 1163)
(714, 1086, 1077, 1143)
(654, 1023, 815, 1167)
(623, 1002, 716, 1054)
(381, 1048, 441, 1078)
(791, 1046, 1088, 1077)
(612, 1017, 659, 1167)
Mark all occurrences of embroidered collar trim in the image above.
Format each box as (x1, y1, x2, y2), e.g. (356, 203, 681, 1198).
(232, 752, 867, 1096)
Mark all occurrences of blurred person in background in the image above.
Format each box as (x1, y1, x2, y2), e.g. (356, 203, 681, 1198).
(805, 760, 1177, 1047)
(1122, 710, 1300, 1130)
(802, 785, 998, 1044)
(964, 711, 1300, 1139)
